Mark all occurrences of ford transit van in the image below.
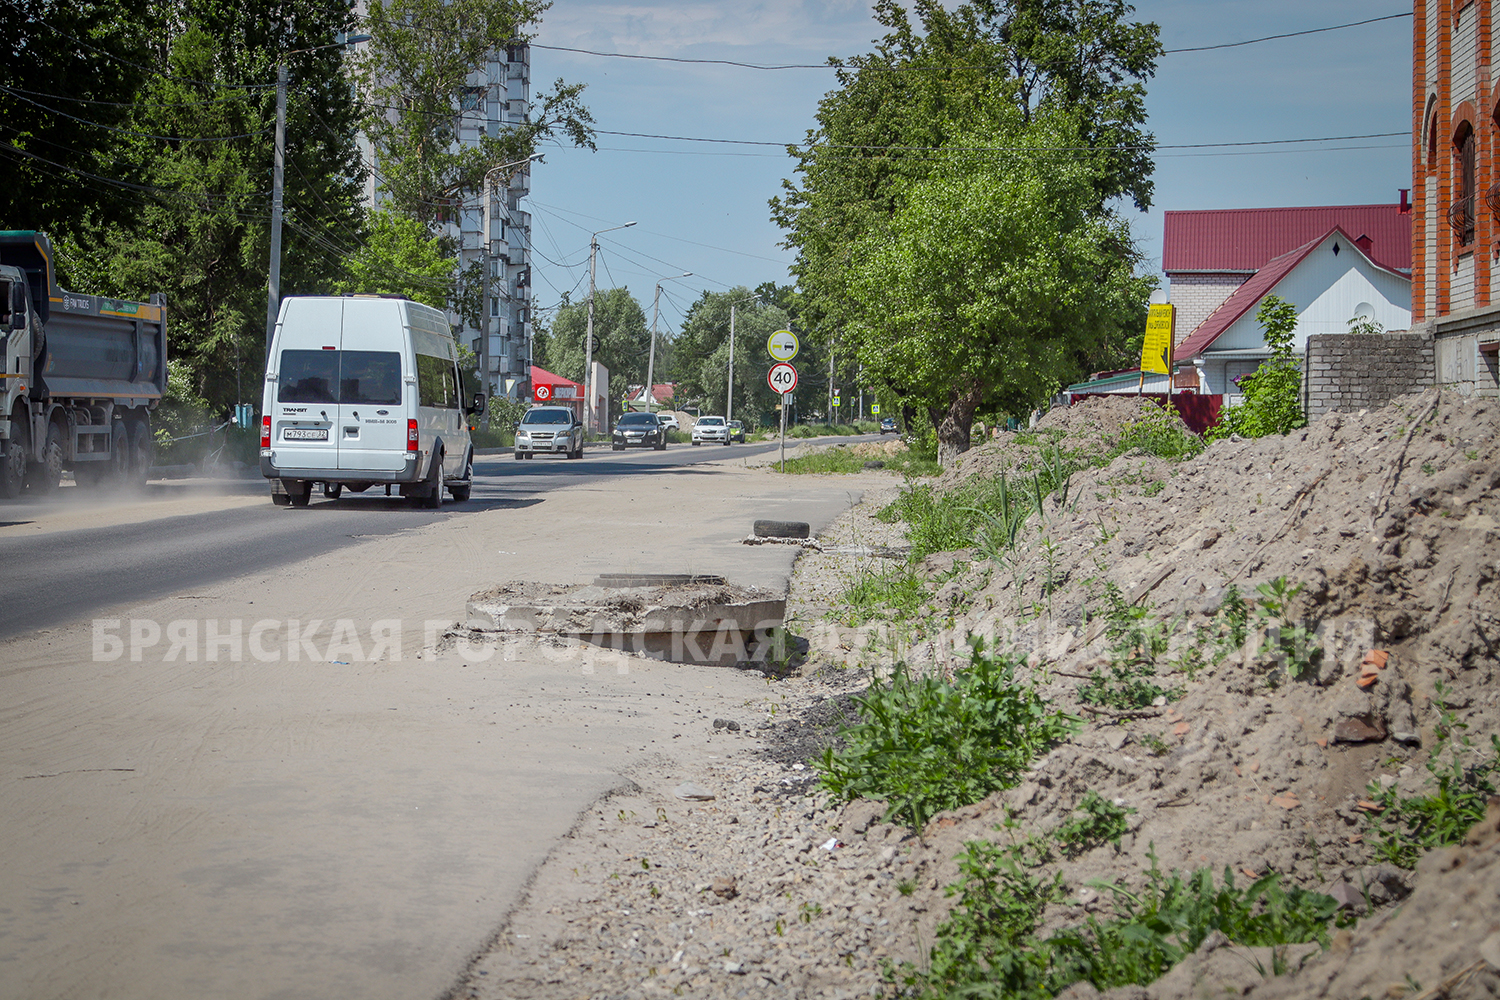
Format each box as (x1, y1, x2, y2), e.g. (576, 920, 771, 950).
(260, 295, 481, 508)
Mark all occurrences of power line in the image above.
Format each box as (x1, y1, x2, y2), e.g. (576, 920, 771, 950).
(531, 12, 1414, 68)
(34, 16, 276, 92)
(590, 128, 1407, 153)
(1162, 12, 1412, 54)
(1, 85, 273, 143)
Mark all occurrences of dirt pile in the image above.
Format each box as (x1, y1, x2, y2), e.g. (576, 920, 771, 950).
(807, 388, 1500, 997)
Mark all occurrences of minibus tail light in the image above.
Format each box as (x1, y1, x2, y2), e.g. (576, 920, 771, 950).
(407, 419, 418, 451)
(261, 415, 271, 449)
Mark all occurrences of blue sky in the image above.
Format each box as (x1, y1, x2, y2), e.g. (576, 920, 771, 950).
(524, 1, 1412, 333)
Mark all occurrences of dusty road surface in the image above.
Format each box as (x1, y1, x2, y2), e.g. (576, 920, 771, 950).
(0, 454, 887, 1000)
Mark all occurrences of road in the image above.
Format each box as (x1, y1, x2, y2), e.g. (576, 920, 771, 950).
(0, 437, 843, 640)
(0, 434, 891, 1000)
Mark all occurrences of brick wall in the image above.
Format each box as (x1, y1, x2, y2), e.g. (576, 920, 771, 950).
(1167, 273, 1248, 346)
(1304, 333, 1436, 416)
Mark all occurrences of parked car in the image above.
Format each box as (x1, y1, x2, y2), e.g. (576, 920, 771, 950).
(880, 417, 897, 434)
(727, 419, 746, 443)
(691, 415, 730, 446)
(612, 411, 667, 450)
(656, 413, 680, 432)
(514, 405, 584, 459)
(262, 295, 479, 509)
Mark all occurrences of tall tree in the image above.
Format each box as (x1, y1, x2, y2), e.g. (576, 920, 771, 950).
(63, 0, 368, 412)
(847, 110, 1150, 467)
(0, 0, 157, 236)
(771, 0, 1159, 461)
(544, 288, 648, 406)
(356, 0, 594, 236)
(671, 288, 791, 423)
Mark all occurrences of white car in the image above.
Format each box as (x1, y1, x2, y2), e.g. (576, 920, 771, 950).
(514, 405, 584, 459)
(657, 413, 680, 432)
(691, 415, 731, 446)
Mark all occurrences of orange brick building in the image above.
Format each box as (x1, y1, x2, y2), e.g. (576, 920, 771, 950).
(1414, 0, 1500, 393)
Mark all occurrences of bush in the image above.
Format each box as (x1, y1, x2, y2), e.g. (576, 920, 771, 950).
(818, 639, 1076, 829)
(1207, 295, 1306, 441)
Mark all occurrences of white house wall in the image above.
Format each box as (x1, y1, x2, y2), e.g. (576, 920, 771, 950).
(1210, 236, 1412, 352)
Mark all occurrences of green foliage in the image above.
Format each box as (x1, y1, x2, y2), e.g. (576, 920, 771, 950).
(835, 565, 926, 626)
(905, 845, 1341, 999)
(1078, 582, 1180, 709)
(1365, 683, 1500, 868)
(1207, 295, 1307, 441)
(1252, 578, 1321, 680)
(1109, 404, 1205, 462)
(356, 0, 593, 235)
(772, 0, 1162, 466)
(545, 288, 649, 388)
(335, 208, 452, 308)
(668, 286, 794, 419)
(818, 639, 1076, 829)
(1053, 792, 1134, 859)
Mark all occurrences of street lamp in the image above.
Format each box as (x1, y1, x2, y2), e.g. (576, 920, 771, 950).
(264, 33, 370, 357)
(646, 272, 691, 414)
(585, 221, 636, 432)
(480, 153, 542, 427)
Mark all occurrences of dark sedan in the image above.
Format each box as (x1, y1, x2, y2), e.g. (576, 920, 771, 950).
(880, 417, 897, 434)
(612, 412, 668, 450)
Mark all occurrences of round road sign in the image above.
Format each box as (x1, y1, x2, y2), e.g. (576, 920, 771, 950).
(767, 329, 799, 362)
(534, 383, 553, 401)
(767, 362, 798, 394)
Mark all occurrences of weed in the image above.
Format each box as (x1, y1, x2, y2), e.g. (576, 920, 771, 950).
(898, 844, 1341, 999)
(1422, 461, 1436, 476)
(897, 879, 917, 897)
(648, 883, 661, 898)
(640, 857, 651, 870)
(1078, 583, 1181, 709)
(1108, 405, 1206, 462)
(1253, 578, 1321, 680)
(819, 638, 1078, 829)
(1141, 479, 1166, 497)
(1138, 732, 1171, 757)
(799, 902, 824, 923)
(1052, 791, 1134, 858)
(1365, 681, 1500, 868)
(1467, 448, 1479, 460)
(836, 564, 926, 627)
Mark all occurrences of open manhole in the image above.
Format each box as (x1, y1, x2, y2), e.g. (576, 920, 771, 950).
(593, 573, 727, 588)
(465, 578, 786, 667)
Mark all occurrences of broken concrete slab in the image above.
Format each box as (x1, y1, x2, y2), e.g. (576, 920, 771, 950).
(464, 579, 788, 667)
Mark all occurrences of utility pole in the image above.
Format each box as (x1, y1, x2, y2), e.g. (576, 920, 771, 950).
(586, 222, 636, 433)
(264, 35, 368, 361)
(647, 272, 690, 414)
(726, 302, 735, 423)
(264, 63, 287, 359)
(828, 350, 835, 424)
(479, 154, 540, 429)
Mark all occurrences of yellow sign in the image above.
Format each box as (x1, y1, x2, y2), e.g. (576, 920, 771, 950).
(1140, 304, 1174, 375)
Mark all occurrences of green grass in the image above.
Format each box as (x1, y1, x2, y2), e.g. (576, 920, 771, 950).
(835, 565, 926, 626)
(903, 844, 1343, 1000)
(777, 444, 940, 476)
(1365, 681, 1500, 868)
(818, 639, 1077, 829)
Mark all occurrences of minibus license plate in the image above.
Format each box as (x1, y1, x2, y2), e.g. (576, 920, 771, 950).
(284, 428, 329, 441)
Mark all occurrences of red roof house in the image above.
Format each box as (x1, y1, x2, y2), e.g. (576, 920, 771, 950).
(1164, 203, 1412, 349)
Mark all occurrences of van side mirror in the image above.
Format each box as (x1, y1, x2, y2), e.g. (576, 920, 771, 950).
(469, 392, 486, 415)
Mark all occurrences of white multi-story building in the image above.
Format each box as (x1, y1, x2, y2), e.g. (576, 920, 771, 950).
(455, 42, 534, 400)
(357, 38, 535, 400)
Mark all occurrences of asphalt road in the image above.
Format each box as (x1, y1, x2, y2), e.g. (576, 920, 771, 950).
(0, 436, 876, 640)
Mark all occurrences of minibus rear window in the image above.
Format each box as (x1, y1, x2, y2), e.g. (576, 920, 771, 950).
(279, 350, 401, 404)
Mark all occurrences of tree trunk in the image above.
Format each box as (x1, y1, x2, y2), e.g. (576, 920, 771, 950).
(932, 382, 984, 469)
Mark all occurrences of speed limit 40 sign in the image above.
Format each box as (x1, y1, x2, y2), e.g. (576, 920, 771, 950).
(767, 363, 798, 394)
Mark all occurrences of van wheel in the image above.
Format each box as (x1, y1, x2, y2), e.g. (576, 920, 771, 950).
(325, 483, 343, 500)
(514, 451, 523, 461)
(271, 492, 291, 506)
(448, 453, 472, 502)
(288, 481, 312, 507)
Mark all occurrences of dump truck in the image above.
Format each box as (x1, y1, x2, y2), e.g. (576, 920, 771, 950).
(0, 230, 166, 498)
